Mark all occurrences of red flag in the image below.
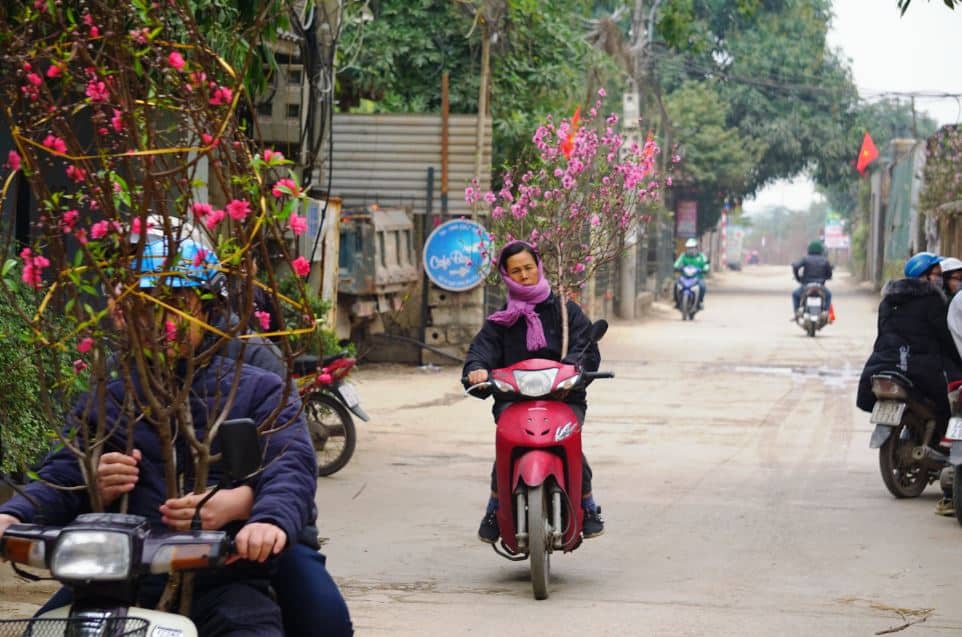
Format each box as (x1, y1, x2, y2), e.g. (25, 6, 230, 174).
(856, 132, 879, 175)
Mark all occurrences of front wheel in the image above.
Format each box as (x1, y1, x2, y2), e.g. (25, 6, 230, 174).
(527, 484, 550, 600)
(878, 424, 927, 498)
(304, 392, 357, 477)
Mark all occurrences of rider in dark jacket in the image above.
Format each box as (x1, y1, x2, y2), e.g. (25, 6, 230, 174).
(792, 240, 833, 314)
(856, 252, 960, 422)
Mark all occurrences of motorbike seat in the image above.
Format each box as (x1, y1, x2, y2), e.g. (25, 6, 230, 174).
(292, 355, 319, 376)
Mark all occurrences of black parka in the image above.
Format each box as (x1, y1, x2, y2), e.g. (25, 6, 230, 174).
(792, 254, 833, 284)
(856, 278, 961, 418)
(462, 294, 601, 414)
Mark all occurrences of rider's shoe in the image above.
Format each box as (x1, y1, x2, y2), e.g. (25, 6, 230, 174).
(478, 510, 500, 543)
(935, 497, 955, 517)
(582, 506, 605, 539)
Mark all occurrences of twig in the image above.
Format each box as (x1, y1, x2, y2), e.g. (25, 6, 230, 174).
(352, 482, 366, 500)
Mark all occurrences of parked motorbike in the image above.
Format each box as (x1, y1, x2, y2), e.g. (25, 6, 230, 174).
(795, 282, 829, 337)
(0, 418, 260, 637)
(675, 265, 702, 321)
(868, 372, 947, 497)
(465, 321, 612, 600)
(293, 351, 369, 477)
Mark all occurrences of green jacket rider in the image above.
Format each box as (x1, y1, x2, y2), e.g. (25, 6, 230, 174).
(674, 238, 709, 308)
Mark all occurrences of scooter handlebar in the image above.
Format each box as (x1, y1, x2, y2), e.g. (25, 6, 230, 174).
(582, 371, 614, 380)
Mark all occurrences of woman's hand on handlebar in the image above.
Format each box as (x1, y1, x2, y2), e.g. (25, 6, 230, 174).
(98, 449, 141, 507)
(228, 521, 287, 564)
(467, 369, 489, 385)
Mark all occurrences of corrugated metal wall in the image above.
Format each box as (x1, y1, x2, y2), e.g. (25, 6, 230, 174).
(329, 114, 492, 215)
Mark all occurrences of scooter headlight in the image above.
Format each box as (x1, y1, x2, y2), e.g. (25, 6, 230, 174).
(556, 374, 582, 391)
(51, 531, 131, 581)
(513, 369, 558, 397)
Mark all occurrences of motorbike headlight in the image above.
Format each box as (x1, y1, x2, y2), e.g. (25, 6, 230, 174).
(51, 531, 131, 581)
(556, 374, 581, 391)
(492, 378, 514, 393)
(513, 369, 558, 397)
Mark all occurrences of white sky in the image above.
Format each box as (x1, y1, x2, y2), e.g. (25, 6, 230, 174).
(742, 0, 962, 214)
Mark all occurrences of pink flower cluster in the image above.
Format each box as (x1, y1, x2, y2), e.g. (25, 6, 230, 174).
(20, 247, 50, 288)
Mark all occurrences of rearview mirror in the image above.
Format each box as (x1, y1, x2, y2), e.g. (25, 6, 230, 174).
(589, 320, 608, 343)
(218, 418, 260, 482)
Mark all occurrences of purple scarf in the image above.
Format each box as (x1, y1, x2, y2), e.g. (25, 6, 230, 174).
(487, 242, 551, 351)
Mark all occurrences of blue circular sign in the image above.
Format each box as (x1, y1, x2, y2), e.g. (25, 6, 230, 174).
(423, 219, 493, 292)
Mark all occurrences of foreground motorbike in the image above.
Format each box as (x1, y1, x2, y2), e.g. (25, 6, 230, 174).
(674, 265, 702, 321)
(293, 351, 369, 476)
(0, 418, 259, 637)
(868, 372, 947, 497)
(940, 381, 962, 525)
(465, 321, 612, 600)
(795, 282, 829, 337)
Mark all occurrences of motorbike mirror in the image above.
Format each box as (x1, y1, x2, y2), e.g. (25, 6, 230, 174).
(589, 320, 608, 343)
(218, 418, 260, 483)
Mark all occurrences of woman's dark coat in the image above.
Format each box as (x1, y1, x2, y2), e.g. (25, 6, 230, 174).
(856, 278, 961, 419)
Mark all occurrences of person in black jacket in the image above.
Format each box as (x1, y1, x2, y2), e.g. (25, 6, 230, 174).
(463, 241, 603, 544)
(856, 251, 959, 423)
(791, 240, 833, 315)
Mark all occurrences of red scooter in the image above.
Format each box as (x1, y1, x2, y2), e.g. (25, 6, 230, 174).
(466, 321, 612, 600)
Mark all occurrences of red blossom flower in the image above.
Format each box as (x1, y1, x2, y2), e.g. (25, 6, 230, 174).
(226, 199, 251, 221)
(262, 149, 284, 164)
(203, 208, 226, 230)
(90, 220, 110, 239)
(62, 209, 79, 232)
(46, 65, 61, 79)
(20, 247, 50, 289)
(85, 80, 109, 103)
(66, 165, 86, 183)
(164, 320, 178, 342)
(271, 178, 301, 198)
(168, 51, 186, 71)
(73, 359, 88, 374)
(288, 212, 307, 236)
(77, 337, 94, 353)
(42, 135, 67, 154)
(5, 150, 20, 171)
(192, 202, 213, 219)
(292, 256, 311, 278)
(254, 310, 271, 331)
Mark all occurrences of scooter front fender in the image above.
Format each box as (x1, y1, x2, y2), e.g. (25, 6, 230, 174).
(512, 450, 565, 493)
(869, 424, 894, 449)
(950, 442, 962, 466)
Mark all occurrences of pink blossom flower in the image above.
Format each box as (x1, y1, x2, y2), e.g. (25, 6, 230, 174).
(262, 149, 284, 164)
(288, 212, 307, 236)
(43, 135, 67, 154)
(168, 51, 186, 71)
(484, 191, 496, 204)
(292, 256, 311, 278)
(201, 133, 216, 146)
(66, 165, 86, 183)
(492, 206, 504, 219)
(598, 88, 606, 98)
(131, 217, 154, 236)
(192, 202, 213, 219)
(209, 86, 233, 106)
(271, 178, 301, 198)
(590, 214, 600, 227)
(89, 25, 100, 38)
(62, 209, 79, 231)
(110, 109, 123, 133)
(666, 176, 673, 186)
(191, 248, 209, 266)
(27, 72, 42, 87)
(77, 337, 94, 353)
(6, 150, 20, 171)
(46, 65, 61, 79)
(85, 80, 109, 103)
(73, 359, 88, 374)
(90, 220, 110, 239)
(203, 208, 226, 230)
(74, 228, 88, 245)
(20, 247, 50, 289)
(130, 28, 150, 44)
(254, 311, 271, 331)
(226, 199, 251, 221)
(164, 320, 177, 342)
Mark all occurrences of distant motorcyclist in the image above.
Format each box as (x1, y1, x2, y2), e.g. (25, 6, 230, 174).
(674, 238, 709, 309)
(791, 240, 833, 316)
(941, 257, 962, 298)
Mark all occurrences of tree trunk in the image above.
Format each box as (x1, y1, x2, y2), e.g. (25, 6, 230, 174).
(558, 284, 569, 358)
(473, 18, 490, 197)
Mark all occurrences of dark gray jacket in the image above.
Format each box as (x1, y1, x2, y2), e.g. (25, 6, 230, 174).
(792, 254, 833, 285)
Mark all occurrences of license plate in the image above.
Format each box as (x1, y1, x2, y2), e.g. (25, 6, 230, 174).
(946, 417, 962, 441)
(806, 297, 822, 309)
(870, 400, 906, 426)
(337, 382, 360, 408)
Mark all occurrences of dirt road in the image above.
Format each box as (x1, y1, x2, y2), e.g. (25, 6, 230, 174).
(4, 266, 961, 635)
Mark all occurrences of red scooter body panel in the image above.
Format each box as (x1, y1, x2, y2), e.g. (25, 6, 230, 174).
(495, 399, 584, 552)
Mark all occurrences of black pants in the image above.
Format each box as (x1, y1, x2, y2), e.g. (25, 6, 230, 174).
(489, 402, 592, 497)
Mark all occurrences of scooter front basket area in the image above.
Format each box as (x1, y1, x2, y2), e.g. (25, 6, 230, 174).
(0, 617, 149, 637)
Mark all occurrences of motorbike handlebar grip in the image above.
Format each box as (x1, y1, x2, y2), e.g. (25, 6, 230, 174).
(583, 371, 615, 379)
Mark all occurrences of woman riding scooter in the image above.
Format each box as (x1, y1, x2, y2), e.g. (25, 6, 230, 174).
(463, 241, 604, 543)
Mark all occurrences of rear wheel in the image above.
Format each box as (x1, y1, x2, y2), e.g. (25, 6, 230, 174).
(878, 424, 927, 498)
(527, 484, 550, 600)
(806, 321, 816, 337)
(304, 392, 357, 477)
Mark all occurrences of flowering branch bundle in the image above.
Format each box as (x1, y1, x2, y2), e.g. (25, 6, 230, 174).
(467, 89, 665, 354)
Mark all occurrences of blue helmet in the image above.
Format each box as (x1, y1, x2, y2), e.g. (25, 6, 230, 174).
(137, 237, 223, 291)
(904, 251, 942, 278)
